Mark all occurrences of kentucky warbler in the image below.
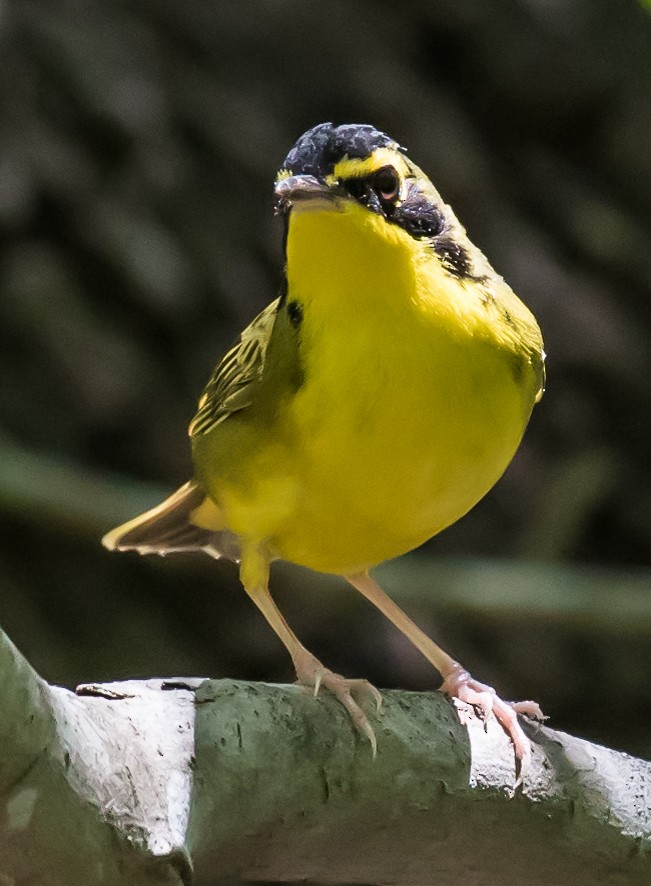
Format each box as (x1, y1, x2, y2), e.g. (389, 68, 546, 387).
(104, 122, 545, 772)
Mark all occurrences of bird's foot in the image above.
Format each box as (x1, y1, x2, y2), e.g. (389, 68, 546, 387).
(440, 662, 545, 782)
(293, 648, 382, 756)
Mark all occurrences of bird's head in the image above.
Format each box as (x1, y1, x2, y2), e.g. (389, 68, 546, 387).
(274, 122, 477, 282)
(273, 123, 543, 379)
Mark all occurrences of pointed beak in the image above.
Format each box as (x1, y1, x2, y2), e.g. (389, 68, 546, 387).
(274, 174, 342, 214)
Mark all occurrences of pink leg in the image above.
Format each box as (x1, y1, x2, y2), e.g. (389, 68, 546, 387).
(347, 571, 544, 776)
(239, 545, 381, 754)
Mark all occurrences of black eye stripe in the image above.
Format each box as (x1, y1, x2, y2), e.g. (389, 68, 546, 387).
(342, 173, 446, 242)
(342, 168, 400, 204)
(343, 177, 371, 202)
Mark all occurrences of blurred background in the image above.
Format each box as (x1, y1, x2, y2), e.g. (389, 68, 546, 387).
(1, 0, 650, 776)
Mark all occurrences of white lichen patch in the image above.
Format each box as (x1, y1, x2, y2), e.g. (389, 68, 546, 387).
(165, 768, 191, 846)
(6, 787, 38, 831)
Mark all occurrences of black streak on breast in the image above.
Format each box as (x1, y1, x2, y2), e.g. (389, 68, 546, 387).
(287, 300, 303, 327)
(432, 235, 477, 280)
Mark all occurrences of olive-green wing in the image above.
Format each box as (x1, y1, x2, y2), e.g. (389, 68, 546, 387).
(103, 298, 293, 562)
(189, 298, 280, 437)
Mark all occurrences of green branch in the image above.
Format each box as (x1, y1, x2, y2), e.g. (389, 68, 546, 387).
(1, 627, 650, 885)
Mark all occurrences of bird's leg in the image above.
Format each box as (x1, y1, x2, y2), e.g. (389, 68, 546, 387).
(346, 571, 544, 771)
(240, 545, 381, 753)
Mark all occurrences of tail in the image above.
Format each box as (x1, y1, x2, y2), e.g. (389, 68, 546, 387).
(102, 480, 240, 560)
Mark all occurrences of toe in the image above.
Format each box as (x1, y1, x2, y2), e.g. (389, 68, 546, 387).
(440, 666, 539, 779)
(452, 683, 495, 722)
(346, 678, 383, 711)
(294, 657, 381, 756)
(318, 672, 380, 755)
(336, 689, 378, 758)
(511, 700, 546, 721)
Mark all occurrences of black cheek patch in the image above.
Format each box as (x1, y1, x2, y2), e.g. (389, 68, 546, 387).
(392, 197, 445, 239)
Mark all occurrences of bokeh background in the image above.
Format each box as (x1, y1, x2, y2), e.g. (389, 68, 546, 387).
(1, 0, 650, 783)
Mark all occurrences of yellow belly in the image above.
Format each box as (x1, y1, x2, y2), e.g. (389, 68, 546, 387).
(215, 322, 536, 575)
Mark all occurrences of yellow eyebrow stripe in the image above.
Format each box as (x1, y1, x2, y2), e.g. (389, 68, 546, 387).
(332, 148, 409, 181)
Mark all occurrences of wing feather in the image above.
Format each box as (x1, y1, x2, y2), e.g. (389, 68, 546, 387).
(189, 299, 280, 437)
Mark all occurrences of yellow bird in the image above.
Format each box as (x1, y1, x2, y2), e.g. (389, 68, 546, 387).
(104, 123, 545, 768)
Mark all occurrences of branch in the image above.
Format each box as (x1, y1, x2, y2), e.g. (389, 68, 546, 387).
(1, 626, 650, 885)
(0, 626, 194, 885)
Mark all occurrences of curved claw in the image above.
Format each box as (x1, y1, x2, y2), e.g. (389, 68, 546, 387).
(344, 677, 383, 712)
(329, 679, 378, 759)
(293, 649, 381, 755)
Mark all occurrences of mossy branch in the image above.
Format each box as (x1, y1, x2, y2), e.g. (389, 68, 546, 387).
(1, 625, 650, 885)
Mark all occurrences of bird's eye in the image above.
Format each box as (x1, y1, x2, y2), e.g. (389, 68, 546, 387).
(371, 166, 401, 204)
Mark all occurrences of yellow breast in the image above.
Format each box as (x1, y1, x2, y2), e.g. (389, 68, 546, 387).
(215, 201, 544, 574)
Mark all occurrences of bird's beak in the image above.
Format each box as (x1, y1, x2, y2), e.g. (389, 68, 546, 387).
(274, 174, 342, 215)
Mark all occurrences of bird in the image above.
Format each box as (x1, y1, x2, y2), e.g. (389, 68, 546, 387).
(103, 122, 545, 772)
